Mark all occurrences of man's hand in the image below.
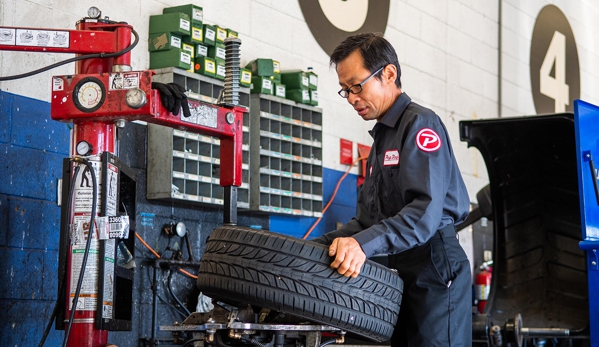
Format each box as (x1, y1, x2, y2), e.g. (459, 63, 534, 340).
(151, 82, 191, 117)
(329, 237, 366, 278)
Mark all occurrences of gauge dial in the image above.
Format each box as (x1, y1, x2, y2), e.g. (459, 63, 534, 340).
(76, 140, 93, 156)
(73, 77, 105, 112)
(88, 7, 102, 19)
(125, 88, 147, 109)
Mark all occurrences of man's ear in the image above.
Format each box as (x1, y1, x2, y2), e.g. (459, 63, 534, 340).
(382, 64, 398, 85)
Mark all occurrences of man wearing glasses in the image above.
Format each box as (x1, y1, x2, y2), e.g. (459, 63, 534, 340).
(312, 33, 471, 346)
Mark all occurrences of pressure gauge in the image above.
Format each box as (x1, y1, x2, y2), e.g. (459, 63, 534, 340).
(76, 140, 93, 156)
(125, 88, 147, 109)
(88, 7, 102, 19)
(73, 77, 105, 112)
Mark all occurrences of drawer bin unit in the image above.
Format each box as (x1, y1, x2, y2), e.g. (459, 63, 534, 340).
(147, 67, 251, 208)
(249, 94, 323, 217)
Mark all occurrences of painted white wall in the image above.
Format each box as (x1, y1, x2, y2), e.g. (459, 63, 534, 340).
(1, 0, 598, 203)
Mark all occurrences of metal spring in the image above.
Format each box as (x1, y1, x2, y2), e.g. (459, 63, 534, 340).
(224, 37, 242, 105)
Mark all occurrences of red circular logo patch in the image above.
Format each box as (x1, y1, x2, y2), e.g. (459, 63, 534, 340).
(416, 128, 442, 152)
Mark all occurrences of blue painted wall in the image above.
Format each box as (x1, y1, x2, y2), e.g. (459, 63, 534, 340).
(0, 90, 70, 346)
(269, 168, 359, 240)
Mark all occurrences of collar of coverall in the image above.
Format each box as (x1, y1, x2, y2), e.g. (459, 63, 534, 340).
(368, 92, 412, 138)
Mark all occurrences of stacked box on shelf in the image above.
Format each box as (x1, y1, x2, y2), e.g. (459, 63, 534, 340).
(147, 67, 251, 208)
(149, 12, 192, 70)
(281, 69, 318, 106)
(249, 94, 323, 217)
(164, 4, 203, 43)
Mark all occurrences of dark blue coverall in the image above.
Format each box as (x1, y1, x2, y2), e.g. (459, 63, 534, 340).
(313, 92, 471, 346)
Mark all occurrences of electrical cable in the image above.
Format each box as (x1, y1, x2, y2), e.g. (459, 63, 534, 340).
(0, 27, 139, 81)
(37, 165, 80, 347)
(181, 338, 203, 347)
(135, 232, 198, 279)
(319, 339, 338, 347)
(157, 294, 188, 318)
(302, 156, 368, 239)
(62, 158, 98, 347)
(168, 270, 192, 317)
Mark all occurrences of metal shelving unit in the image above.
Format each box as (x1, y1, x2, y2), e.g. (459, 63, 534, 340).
(147, 68, 251, 208)
(250, 94, 323, 217)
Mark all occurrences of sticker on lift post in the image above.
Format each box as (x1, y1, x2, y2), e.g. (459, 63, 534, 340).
(109, 72, 140, 90)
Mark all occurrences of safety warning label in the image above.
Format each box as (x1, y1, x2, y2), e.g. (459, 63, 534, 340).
(108, 72, 140, 90)
(73, 159, 103, 214)
(0, 28, 70, 48)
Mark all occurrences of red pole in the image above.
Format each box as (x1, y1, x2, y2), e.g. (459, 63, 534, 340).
(63, 19, 131, 347)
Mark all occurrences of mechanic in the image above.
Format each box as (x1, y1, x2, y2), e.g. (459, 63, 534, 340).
(311, 33, 472, 346)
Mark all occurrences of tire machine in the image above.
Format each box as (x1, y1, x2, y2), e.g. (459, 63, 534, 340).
(0, 7, 245, 347)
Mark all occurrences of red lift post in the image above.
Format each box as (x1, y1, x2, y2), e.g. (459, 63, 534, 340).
(1, 7, 244, 347)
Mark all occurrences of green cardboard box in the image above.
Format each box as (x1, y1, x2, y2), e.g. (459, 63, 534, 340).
(148, 32, 182, 51)
(181, 43, 195, 73)
(281, 70, 309, 90)
(227, 29, 238, 38)
(194, 43, 208, 57)
(306, 70, 318, 90)
(273, 60, 281, 74)
(163, 4, 203, 26)
(246, 58, 274, 77)
(150, 48, 192, 70)
(215, 58, 226, 80)
(251, 76, 273, 94)
(274, 83, 286, 98)
(190, 26, 203, 43)
(309, 90, 318, 106)
(286, 88, 310, 104)
(215, 26, 228, 43)
(202, 24, 216, 46)
(271, 72, 281, 83)
(240, 69, 252, 87)
(208, 43, 226, 60)
(149, 13, 190, 36)
(194, 56, 216, 77)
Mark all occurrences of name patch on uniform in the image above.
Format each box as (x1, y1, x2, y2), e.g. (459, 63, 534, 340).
(383, 149, 400, 166)
(416, 128, 442, 152)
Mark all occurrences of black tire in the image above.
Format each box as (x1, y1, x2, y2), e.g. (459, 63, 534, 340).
(197, 226, 403, 342)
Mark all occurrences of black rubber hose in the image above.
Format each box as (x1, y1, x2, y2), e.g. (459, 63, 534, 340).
(182, 338, 203, 347)
(168, 270, 192, 317)
(37, 164, 80, 347)
(241, 336, 269, 347)
(0, 27, 139, 81)
(62, 159, 98, 347)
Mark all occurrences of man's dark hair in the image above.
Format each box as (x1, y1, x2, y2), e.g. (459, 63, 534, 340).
(330, 32, 402, 88)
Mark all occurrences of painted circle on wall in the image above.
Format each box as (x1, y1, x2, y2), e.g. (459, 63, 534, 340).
(530, 5, 580, 114)
(299, 0, 390, 56)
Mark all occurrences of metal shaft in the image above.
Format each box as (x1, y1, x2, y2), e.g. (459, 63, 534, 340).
(520, 327, 570, 337)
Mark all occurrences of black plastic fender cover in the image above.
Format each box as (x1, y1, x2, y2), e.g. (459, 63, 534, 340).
(197, 226, 403, 342)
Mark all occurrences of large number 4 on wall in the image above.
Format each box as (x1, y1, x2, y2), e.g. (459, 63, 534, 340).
(540, 31, 569, 113)
(529, 4, 580, 115)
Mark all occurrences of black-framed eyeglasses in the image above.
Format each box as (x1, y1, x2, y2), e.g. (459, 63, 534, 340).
(338, 65, 386, 98)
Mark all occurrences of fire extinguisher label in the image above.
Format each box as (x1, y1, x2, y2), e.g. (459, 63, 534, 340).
(475, 284, 490, 300)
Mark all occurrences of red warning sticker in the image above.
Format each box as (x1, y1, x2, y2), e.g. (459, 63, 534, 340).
(416, 128, 442, 152)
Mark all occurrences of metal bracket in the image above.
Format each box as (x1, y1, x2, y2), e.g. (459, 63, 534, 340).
(580, 241, 599, 271)
(582, 150, 599, 205)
